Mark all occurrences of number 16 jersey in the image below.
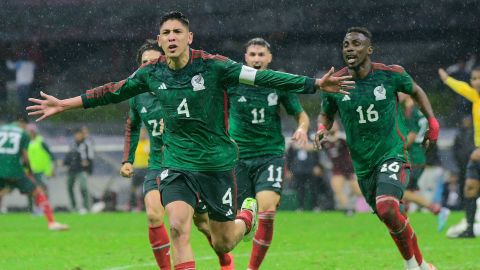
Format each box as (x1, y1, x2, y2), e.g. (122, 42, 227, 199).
(321, 63, 414, 179)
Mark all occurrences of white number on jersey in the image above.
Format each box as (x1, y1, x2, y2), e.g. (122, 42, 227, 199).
(177, 98, 190, 117)
(222, 187, 233, 207)
(0, 131, 21, 154)
(251, 108, 265, 124)
(147, 119, 162, 136)
(267, 164, 283, 188)
(356, 104, 379, 124)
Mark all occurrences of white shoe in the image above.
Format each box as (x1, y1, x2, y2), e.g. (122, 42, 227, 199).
(446, 218, 467, 238)
(78, 208, 88, 215)
(48, 222, 69, 231)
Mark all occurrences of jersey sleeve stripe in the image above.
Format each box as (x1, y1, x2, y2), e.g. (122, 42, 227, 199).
(239, 65, 257, 85)
(85, 80, 126, 99)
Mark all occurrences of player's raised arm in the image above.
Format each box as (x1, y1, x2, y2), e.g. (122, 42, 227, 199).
(218, 57, 354, 94)
(27, 66, 152, 122)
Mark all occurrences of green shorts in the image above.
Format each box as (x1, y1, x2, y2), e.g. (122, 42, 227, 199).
(357, 159, 410, 212)
(143, 169, 162, 196)
(235, 155, 285, 209)
(159, 168, 235, 221)
(0, 174, 37, 194)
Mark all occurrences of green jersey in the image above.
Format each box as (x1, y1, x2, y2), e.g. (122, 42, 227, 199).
(123, 92, 164, 170)
(227, 84, 303, 158)
(0, 123, 30, 178)
(404, 106, 427, 165)
(82, 49, 315, 171)
(321, 63, 414, 179)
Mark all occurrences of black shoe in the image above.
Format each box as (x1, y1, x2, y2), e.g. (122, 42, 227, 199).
(456, 229, 475, 238)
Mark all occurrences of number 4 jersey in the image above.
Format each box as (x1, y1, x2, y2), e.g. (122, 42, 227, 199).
(81, 49, 315, 171)
(321, 63, 413, 179)
(0, 123, 30, 178)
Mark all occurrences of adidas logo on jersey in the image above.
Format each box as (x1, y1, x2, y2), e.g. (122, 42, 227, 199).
(140, 107, 147, 113)
(225, 209, 233, 216)
(341, 95, 351, 101)
(389, 174, 398, 180)
(158, 83, 167, 90)
(238, 96, 247, 102)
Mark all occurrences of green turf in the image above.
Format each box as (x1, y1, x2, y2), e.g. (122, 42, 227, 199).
(0, 211, 478, 270)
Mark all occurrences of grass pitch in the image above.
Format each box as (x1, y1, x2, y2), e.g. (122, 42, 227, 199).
(1, 211, 478, 270)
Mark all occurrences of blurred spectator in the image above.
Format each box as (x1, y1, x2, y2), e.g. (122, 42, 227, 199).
(453, 115, 475, 205)
(321, 122, 363, 215)
(26, 124, 55, 213)
(64, 128, 93, 213)
(418, 144, 445, 206)
(81, 126, 95, 175)
(286, 142, 332, 211)
(5, 49, 36, 119)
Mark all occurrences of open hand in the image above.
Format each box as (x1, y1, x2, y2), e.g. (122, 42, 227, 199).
(316, 67, 355, 94)
(27, 91, 65, 122)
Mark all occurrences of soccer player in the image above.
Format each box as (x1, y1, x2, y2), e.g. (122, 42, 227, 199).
(439, 66, 480, 238)
(120, 39, 233, 269)
(315, 27, 439, 270)
(228, 38, 310, 270)
(320, 121, 362, 215)
(27, 11, 353, 269)
(0, 116, 68, 231)
(399, 93, 450, 230)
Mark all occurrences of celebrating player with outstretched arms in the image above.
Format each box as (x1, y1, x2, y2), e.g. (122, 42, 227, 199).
(27, 11, 354, 269)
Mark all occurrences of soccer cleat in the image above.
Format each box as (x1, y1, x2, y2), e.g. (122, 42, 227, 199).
(437, 207, 450, 231)
(455, 228, 475, 238)
(48, 222, 69, 231)
(220, 253, 234, 270)
(241, 198, 258, 242)
(419, 262, 437, 270)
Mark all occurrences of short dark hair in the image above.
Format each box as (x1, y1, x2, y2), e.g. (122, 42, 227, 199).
(346, 27, 372, 42)
(244, 37, 271, 52)
(159, 11, 189, 29)
(136, 39, 162, 66)
(15, 115, 28, 124)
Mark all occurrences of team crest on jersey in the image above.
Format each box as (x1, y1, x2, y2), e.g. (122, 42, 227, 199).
(267, 93, 278, 106)
(374, 84, 386, 101)
(191, 74, 206, 91)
